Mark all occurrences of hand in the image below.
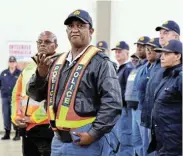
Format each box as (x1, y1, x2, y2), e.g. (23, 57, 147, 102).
(15, 118, 27, 128)
(73, 132, 95, 145)
(37, 53, 53, 77)
(24, 116, 34, 123)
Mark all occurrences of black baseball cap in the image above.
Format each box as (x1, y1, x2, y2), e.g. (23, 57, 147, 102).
(9, 56, 17, 62)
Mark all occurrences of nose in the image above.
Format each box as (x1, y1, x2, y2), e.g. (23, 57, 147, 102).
(160, 54, 164, 60)
(71, 25, 79, 32)
(160, 33, 164, 39)
(40, 41, 46, 47)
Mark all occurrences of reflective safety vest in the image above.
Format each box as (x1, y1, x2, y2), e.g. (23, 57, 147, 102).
(11, 62, 49, 131)
(47, 46, 100, 130)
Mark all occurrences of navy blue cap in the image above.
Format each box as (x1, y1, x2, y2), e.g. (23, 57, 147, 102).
(134, 36, 150, 45)
(64, 9, 93, 27)
(154, 40, 182, 54)
(131, 53, 139, 59)
(9, 56, 17, 62)
(96, 41, 108, 50)
(145, 38, 161, 48)
(111, 41, 129, 50)
(156, 20, 180, 35)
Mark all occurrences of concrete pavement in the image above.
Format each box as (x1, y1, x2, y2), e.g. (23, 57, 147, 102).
(0, 137, 21, 156)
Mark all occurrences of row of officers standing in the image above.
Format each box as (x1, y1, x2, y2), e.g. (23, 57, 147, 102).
(0, 9, 182, 156)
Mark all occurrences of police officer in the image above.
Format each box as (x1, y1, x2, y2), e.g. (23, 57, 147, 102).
(0, 56, 21, 140)
(151, 40, 182, 155)
(143, 20, 181, 131)
(96, 40, 109, 55)
(27, 9, 122, 156)
(130, 53, 139, 67)
(125, 36, 150, 156)
(155, 20, 180, 46)
(136, 38, 161, 156)
(112, 41, 134, 156)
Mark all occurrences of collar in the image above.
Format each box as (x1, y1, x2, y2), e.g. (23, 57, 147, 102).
(8, 68, 19, 75)
(136, 59, 147, 68)
(118, 60, 130, 68)
(66, 45, 90, 66)
(124, 60, 130, 65)
(163, 64, 182, 77)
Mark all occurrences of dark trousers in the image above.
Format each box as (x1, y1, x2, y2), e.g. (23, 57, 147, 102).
(22, 135, 52, 156)
(2, 97, 18, 131)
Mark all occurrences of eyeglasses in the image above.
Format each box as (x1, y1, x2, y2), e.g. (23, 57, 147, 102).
(36, 40, 53, 45)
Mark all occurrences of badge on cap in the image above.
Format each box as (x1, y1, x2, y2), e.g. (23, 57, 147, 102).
(74, 10, 80, 16)
(140, 37, 144, 41)
(163, 21, 169, 25)
(164, 41, 169, 46)
(116, 42, 120, 46)
(150, 38, 154, 42)
(99, 42, 103, 46)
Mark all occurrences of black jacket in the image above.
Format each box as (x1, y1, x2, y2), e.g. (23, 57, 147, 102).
(26, 50, 122, 140)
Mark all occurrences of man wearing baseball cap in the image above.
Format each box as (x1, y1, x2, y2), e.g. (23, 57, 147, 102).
(131, 53, 139, 67)
(27, 9, 122, 156)
(96, 41, 108, 53)
(0, 56, 21, 140)
(155, 20, 180, 46)
(141, 38, 162, 130)
(96, 40, 113, 58)
(125, 36, 150, 156)
(149, 40, 182, 155)
(135, 38, 161, 156)
(112, 41, 134, 156)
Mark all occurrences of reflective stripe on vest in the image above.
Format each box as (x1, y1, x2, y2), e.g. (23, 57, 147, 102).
(47, 46, 100, 130)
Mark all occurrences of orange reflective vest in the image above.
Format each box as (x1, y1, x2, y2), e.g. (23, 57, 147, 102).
(47, 46, 100, 130)
(11, 62, 49, 131)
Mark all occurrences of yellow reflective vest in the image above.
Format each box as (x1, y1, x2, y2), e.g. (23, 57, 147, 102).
(11, 62, 49, 131)
(47, 46, 100, 130)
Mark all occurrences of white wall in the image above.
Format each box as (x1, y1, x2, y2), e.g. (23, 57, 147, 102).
(110, 0, 183, 61)
(0, 0, 97, 72)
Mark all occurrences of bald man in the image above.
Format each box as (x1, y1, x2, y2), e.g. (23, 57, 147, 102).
(12, 31, 58, 156)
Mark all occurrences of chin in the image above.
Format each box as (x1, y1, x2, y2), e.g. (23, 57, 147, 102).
(71, 42, 82, 48)
(161, 63, 168, 68)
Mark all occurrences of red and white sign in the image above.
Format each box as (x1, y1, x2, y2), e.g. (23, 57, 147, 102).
(7, 41, 33, 60)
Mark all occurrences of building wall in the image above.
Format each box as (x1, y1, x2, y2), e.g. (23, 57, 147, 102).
(110, 0, 183, 61)
(0, 0, 97, 72)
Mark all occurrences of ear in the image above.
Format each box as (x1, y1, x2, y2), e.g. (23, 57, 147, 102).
(176, 53, 181, 61)
(174, 34, 179, 40)
(66, 28, 69, 34)
(55, 44, 58, 49)
(89, 28, 94, 35)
